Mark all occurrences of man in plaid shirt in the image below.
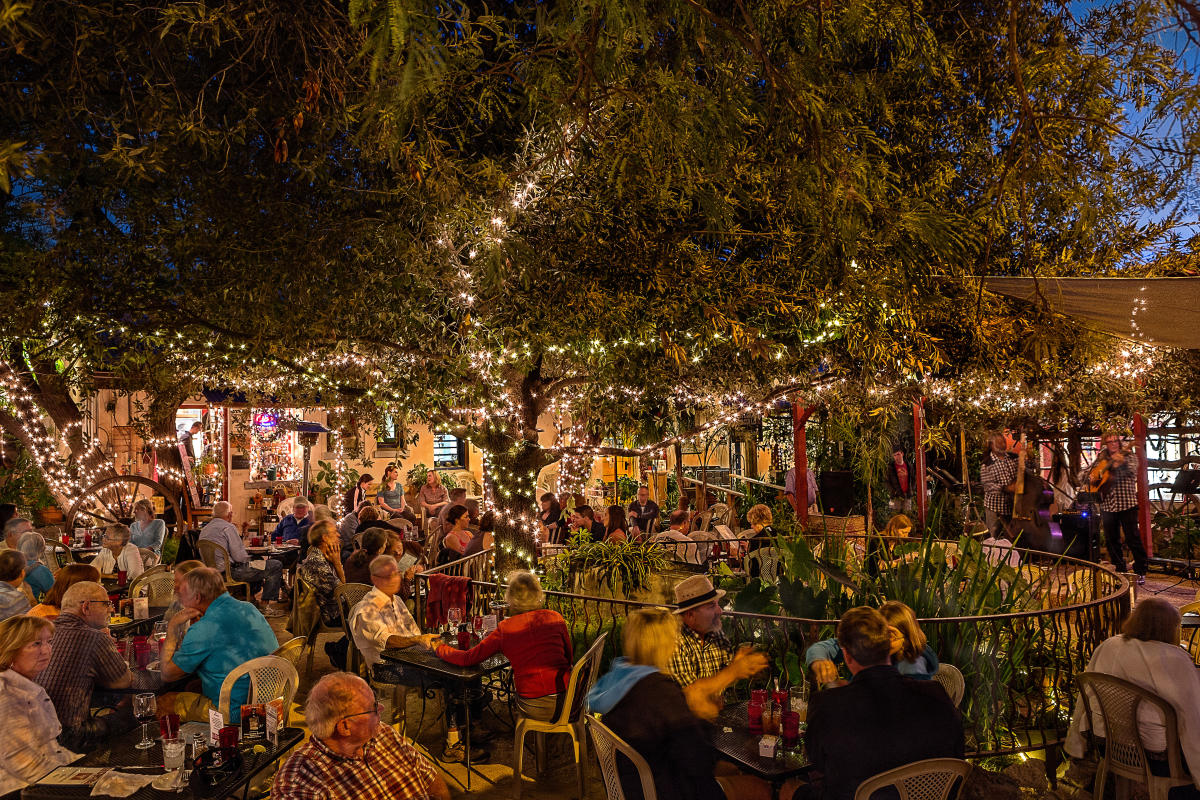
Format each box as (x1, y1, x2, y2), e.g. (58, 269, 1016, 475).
(979, 432, 1018, 538)
(668, 575, 767, 720)
(1079, 433, 1146, 582)
(272, 672, 449, 800)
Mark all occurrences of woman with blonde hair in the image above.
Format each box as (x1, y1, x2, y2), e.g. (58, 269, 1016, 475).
(0, 615, 80, 795)
(1066, 598, 1200, 792)
(807, 600, 938, 684)
(418, 469, 449, 518)
(28, 563, 101, 619)
(587, 608, 774, 800)
(129, 498, 166, 553)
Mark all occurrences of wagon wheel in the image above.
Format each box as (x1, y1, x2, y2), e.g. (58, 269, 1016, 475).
(66, 475, 184, 542)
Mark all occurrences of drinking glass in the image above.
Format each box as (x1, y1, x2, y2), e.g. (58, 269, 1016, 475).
(162, 738, 186, 791)
(789, 684, 809, 721)
(447, 606, 463, 633)
(133, 693, 157, 749)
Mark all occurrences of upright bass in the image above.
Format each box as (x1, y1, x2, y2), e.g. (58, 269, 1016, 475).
(1007, 433, 1054, 550)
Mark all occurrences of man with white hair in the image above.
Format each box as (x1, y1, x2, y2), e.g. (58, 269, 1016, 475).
(349, 555, 437, 670)
(198, 500, 286, 616)
(272, 672, 449, 800)
(91, 523, 145, 581)
(1, 516, 32, 551)
(159, 567, 278, 722)
(37, 581, 147, 743)
(275, 497, 312, 549)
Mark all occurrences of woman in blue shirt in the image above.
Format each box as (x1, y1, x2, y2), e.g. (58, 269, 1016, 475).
(807, 600, 938, 684)
(129, 499, 166, 553)
(17, 532, 54, 601)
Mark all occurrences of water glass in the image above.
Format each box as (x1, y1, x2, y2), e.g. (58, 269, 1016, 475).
(162, 738, 185, 771)
(789, 684, 809, 721)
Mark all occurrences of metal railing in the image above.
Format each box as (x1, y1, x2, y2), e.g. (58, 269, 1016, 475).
(420, 535, 1128, 760)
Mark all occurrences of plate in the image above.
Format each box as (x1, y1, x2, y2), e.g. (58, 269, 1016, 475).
(109, 616, 132, 625)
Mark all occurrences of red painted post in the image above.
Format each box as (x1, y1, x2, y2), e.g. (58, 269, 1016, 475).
(791, 403, 816, 527)
(1132, 413, 1154, 558)
(913, 398, 928, 530)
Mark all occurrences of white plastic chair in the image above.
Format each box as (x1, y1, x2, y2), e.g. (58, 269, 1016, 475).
(585, 713, 658, 800)
(513, 632, 608, 799)
(932, 663, 966, 708)
(853, 757, 972, 800)
(217, 654, 298, 728)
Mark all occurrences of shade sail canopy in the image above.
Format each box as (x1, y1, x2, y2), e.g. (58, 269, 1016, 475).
(984, 276, 1200, 350)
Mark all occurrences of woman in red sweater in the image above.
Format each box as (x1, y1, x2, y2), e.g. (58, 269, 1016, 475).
(434, 570, 573, 721)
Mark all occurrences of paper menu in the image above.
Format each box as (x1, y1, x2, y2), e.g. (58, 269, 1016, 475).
(209, 708, 225, 744)
(37, 767, 109, 786)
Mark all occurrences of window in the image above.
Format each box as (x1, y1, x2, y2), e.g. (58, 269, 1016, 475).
(376, 415, 400, 449)
(433, 433, 467, 468)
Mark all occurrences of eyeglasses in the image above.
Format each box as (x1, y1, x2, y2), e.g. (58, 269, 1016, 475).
(339, 702, 384, 723)
(85, 599, 115, 609)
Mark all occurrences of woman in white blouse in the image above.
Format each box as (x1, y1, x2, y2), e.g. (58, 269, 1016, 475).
(0, 616, 80, 795)
(91, 523, 144, 581)
(1066, 597, 1200, 793)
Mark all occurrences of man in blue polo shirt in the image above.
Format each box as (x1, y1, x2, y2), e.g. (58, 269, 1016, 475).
(160, 567, 277, 722)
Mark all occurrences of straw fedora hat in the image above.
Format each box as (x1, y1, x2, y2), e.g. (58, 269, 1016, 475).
(672, 574, 726, 614)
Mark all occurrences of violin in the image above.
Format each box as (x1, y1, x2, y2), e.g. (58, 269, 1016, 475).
(1088, 443, 1133, 498)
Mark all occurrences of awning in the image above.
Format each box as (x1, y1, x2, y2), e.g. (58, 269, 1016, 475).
(984, 276, 1200, 350)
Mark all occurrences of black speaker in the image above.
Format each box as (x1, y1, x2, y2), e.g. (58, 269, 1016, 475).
(818, 471, 856, 516)
(1052, 511, 1099, 560)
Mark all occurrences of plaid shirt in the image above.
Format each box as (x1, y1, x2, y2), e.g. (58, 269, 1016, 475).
(1079, 451, 1140, 513)
(669, 624, 735, 687)
(271, 723, 437, 800)
(36, 612, 130, 728)
(979, 453, 1017, 515)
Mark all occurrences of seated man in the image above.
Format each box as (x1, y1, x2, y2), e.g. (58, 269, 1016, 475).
(276, 497, 313, 546)
(2, 516, 33, 551)
(668, 575, 768, 719)
(159, 567, 279, 722)
(805, 607, 963, 800)
(627, 485, 661, 537)
(0, 550, 30, 621)
(271, 672, 450, 800)
(37, 581, 152, 746)
(652, 510, 705, 565)
(91, 523, 145, 582)
(349, 555, 437, 675)
(568, 505, 606, 541)
(198, 501, 287, 617)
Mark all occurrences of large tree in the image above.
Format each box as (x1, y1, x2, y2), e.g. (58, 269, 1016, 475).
(1, 0, 1198, 531)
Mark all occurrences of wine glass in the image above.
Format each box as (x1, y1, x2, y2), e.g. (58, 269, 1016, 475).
(133, 693, 157, 749)
(446, 606, 463, 634)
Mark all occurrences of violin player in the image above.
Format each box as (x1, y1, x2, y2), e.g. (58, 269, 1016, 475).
(979, 432, 1018, 538)
(1078, 432, 1146, 584)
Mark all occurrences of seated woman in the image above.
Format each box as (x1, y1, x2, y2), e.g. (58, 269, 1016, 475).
(128, 499, 166, 553)
(437, 505, 472, 566)
(539, 493, 566, 545)
(807, 600, 938, 684)
(742, 504, 776, 550)
(419, 470, 449, 521)
(91, 523, 144, 581)
(375, 465, 418, 527)
(344, 528, 388, 585)
(28, 563, 101, 619)
(586, 607, 774, 800)
(604, 505, 630, 544)
(435, 571, 572, 721)
(463, 512, 495, 557)
(17, 533, 54, 602)
(0, 616, 81, 796)
(1066, 597, 1200, 794)
(297, 521, 345, 629)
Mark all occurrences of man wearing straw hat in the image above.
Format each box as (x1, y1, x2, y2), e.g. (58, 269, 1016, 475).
(669, 575, 768, 719)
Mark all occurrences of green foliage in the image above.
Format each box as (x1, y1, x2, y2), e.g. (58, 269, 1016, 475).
(0, 448, 57, 512)
(547, 528, 670, 595)
(313, 460, 361, 506)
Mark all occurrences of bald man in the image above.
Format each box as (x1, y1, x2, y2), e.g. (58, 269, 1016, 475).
(272, 672, 449, 800)
(37, 581, 151, 743)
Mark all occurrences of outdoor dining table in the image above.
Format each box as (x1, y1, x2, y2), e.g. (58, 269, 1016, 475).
(246, 543, 301, 569)
(712, 702, 811, 800)
(69, 545, 102, 563)
(109, 607, 169, 638)
(20, 724, 304, 800)
(378, 644, 509, 791)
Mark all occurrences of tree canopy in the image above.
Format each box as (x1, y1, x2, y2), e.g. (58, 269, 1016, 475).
(2, 0, 1199, 517)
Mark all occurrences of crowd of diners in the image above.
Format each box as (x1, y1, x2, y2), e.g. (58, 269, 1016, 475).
(0, 485, 1198, 800)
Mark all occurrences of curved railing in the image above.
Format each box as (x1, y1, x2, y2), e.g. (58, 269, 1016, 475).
(417, 535, 1129, 759)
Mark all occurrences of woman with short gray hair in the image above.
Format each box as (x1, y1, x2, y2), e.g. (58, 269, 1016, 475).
(433, 570, 573, 721)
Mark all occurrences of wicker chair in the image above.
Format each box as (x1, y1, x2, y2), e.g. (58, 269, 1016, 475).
(932, 664, 966, 708)
(195, 540, 251, 600)
(272, 636, 307, 669)
(514, 632, 608, 799)
(853, 758, 972, 800)
(1075, 672, 1194, 800)
(585, 713, 657, 800)
(217, 654, 299, 729)
(129, 570, 176, 607)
